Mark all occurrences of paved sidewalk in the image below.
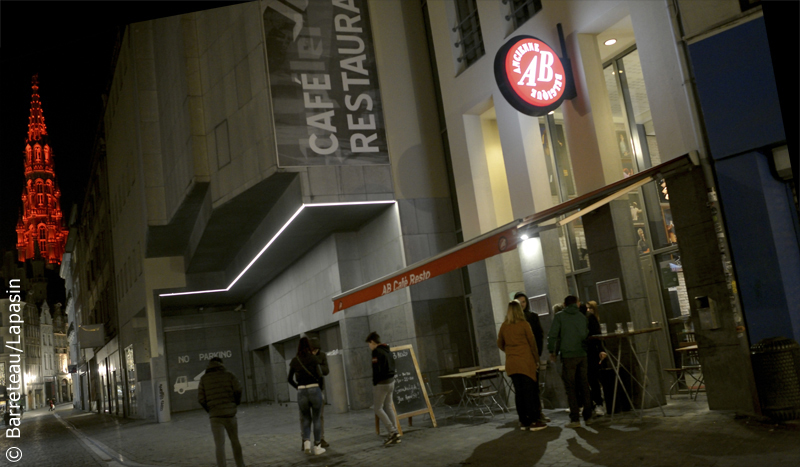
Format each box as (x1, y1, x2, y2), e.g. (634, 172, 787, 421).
(56, 394, 800, 467)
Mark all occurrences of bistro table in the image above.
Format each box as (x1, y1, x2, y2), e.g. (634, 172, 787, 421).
(590, 327, 666, 421)
(439, 365, 511, 417)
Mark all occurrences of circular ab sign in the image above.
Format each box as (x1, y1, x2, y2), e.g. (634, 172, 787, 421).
(495, 35, 567, 116)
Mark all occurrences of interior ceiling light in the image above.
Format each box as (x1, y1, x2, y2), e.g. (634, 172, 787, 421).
(604, 39, 617, 46)
(159, 200, 397, 298)
(548, 110, 555, 115)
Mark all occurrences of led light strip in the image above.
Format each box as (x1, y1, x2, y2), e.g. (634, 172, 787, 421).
(159, 200, 396, 298)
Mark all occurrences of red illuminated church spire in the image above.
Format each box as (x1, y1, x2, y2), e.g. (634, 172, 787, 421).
(16, 74, 68, 265)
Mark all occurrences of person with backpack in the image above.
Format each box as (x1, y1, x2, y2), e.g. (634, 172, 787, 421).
(367, 331, 401, 447)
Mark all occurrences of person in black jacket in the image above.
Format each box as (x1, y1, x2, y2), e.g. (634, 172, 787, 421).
(288, 337, 329, 456)
(309, 337, 330, 448)
(514, 292, 549, 423)
(198, 357, 245, 467)
(366, 331, 400, 446)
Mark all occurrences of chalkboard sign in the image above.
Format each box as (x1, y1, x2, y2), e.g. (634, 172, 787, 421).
(379, 345, 436, 432)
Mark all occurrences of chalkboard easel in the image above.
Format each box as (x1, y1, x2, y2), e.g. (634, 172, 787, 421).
(374, 344, 436, 435)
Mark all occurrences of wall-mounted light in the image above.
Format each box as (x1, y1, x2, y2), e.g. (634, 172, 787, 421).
(604, 39, 617, 46)
(159, 200, 397, 298)
(520, 234, 530, 241)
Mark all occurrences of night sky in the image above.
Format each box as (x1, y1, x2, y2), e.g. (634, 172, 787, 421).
(0, 1, 249, 256)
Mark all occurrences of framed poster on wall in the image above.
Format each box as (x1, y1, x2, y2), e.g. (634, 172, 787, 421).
(597, 278, 623, 304)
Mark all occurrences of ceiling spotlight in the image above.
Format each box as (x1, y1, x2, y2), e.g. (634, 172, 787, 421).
(604, 39, 617, 46)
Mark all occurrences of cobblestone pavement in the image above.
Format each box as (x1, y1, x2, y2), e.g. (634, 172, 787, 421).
(0, 405, 105, 467)
(7, 394, 800, 467)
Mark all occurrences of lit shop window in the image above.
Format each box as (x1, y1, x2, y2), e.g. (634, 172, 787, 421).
(603, 49, 662, 179)
(538, 108, 576, 205)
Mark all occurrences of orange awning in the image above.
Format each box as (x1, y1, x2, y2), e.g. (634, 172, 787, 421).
(332, 221, 523, 313)
(332, 154, 692, 313)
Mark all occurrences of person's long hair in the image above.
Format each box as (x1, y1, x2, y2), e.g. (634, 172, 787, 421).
(297, 337, 312, 358)
(513, 292, 531, 313)
(587, 300, 599, 317)
(505, 300, 526, 324)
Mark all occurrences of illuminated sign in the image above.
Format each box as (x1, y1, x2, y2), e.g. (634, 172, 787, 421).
(494, 36, 568, 116)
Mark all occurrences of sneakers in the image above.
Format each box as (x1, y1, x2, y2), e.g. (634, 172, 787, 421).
(594, 405, 605, 417)
(303, 440, 311, 454)
(539, 414, 551, 423)
(383, 432, 401, 446)
(565, 420, 581, 428)
(529, 421, 547, 431)
(585, 416, 596, 426)
(313, 444, 326, 455)
(320, 439, 330, 448)
(520, 424, 530, 431)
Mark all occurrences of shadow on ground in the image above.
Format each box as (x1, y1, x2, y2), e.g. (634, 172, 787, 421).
(460, 426, 563, 466)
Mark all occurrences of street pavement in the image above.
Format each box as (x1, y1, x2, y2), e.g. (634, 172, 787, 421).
(2, 394, 800, 467)
(0, 404, 106, 467)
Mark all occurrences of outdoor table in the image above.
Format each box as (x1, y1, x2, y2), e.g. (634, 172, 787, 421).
(439, 365, 510, 417)
(590, 327, 666, 421)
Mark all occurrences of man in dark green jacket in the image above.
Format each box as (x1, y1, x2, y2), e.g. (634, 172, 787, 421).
(548, 296, 594, 428)
(198, 357, 245, 467)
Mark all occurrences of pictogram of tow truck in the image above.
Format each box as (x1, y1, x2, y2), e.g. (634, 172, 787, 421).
(174, 370, 206, 394)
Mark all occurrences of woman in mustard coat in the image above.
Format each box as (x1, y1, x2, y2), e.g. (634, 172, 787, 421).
(498, 300, 547, 431)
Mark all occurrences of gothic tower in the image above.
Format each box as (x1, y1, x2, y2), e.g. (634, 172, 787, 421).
(16, 75, 69, 266)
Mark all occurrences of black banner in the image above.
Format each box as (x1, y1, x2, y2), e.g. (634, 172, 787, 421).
(264, 0, 389, 166)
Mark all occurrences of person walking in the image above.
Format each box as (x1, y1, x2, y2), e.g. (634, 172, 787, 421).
(309, 338, 330, 448)
(288, 337, 328, 455)
(514, 291, 550, 423)
(548, 296, 595, 428)
(586, 301, 607, 415)
(498, 300, 547, 431)
(366, 332, 401, 446)
(198, 357, 246, 467)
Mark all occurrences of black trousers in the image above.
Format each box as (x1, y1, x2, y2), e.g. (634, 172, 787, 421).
(510, 373, 541, 426)
(587, 352, 604, 407)
(561, 356, 593, 422)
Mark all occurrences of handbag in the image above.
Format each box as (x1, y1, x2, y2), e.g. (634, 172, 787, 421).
(297, 357, 322, 386)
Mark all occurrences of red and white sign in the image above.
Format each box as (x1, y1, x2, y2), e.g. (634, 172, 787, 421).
(495, 36, 568, 116)
(333, 227, 520, 313)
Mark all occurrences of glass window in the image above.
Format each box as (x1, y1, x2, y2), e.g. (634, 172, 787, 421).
(566, 217, 590, 271)
(641, 179, 676, 251)
(550, 109, 577, 200)
(575, 272, 598, 304)
(604, 65, 635, 178)
(506, 0, 543, 31)
(619, 51, 661, 170)
(454, 0, 485, 67)
(656, 252, 690, 318)
(558, 224, 572, 274)
(540, 109, 577, 204)
(539, 118, 560, 204)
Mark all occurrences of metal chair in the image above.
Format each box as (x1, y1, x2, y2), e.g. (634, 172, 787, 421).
(464, 369, 506, 419)
(423, 377, 454, 424)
